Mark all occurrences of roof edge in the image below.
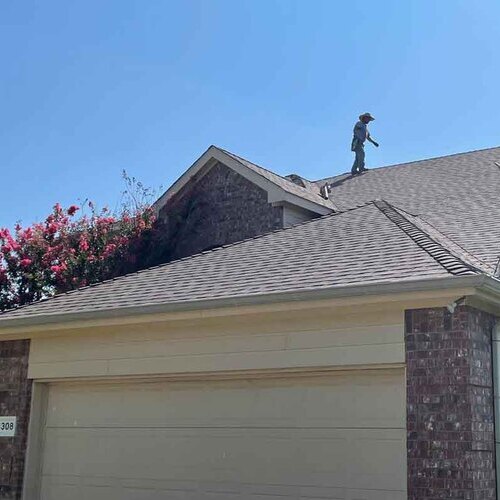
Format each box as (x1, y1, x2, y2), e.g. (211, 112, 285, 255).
(0, 274, 496, 333)
(0, 202, 377, 323)
(153, 146, 334, 216)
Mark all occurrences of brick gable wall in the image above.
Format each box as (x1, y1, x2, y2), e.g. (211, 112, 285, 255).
(159, 161, 283, 260)
(406, 306, 497, 499)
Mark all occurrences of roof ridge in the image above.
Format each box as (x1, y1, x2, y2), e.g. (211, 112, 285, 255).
(217, 147, 297, 183)
(0, 201, 374, 317)
(314, 145, 500, 183)
(373, 200, 483, 277)
(216, 146, 339, 209)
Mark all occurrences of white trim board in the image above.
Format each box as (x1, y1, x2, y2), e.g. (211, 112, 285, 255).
(152, 146, 333, 216)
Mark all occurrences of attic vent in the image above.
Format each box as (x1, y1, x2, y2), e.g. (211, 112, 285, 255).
(495, 161, 500, 170)
(320, 183, 330, 200)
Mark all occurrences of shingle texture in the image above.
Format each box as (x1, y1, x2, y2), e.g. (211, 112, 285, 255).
(0, 202, 468, 323)
(1, 146, 499, 324)
(317, 147, 500, 267)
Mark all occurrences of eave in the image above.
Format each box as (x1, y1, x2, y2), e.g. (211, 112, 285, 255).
(1, 274, 499, 337)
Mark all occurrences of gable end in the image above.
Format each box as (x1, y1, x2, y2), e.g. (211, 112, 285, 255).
(160, 161, 284, 260)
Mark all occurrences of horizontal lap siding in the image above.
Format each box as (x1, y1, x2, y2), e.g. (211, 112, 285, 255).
(28, 306, 405, 380)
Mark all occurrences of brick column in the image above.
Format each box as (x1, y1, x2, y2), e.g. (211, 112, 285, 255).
(0, 340, 31, 499)
(405, 306, 496, 499)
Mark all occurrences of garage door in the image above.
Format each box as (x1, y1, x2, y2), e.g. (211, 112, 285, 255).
(39, 370, 406, 500)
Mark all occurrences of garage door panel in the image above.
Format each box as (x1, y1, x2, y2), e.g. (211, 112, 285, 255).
(45, 371, 404, 429)
(43, 427, 403, 485)
(40, 370, 406, 500)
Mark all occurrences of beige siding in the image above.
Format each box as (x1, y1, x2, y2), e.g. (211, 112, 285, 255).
(40, 370, 406, 500)
(28, 305, 405, 380)
(282, 205, 316, 227)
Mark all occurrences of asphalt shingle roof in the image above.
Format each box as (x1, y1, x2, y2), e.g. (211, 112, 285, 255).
(316, 147, 500, 268)
(0, 202, 474, 323)
(1, 146, 499, 325)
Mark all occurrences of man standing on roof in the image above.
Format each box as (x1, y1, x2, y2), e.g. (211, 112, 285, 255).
(351, 112, 379, 175)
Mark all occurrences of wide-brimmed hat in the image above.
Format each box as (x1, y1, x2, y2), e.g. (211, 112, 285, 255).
(359, 112, 375, 121)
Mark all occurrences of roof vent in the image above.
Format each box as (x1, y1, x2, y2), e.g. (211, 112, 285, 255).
(495, 161, 500, 170)
(320, 183, 330, 200)
(285, 174, 307, 188)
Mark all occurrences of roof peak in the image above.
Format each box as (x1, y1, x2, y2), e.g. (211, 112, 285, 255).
(315, 144, 500, 184)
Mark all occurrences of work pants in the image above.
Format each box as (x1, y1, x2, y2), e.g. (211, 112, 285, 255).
(351, 143, 365, 174)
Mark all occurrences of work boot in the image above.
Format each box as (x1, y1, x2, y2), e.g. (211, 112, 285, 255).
(359, 167, 369, 172)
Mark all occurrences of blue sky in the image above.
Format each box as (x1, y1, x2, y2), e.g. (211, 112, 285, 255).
(1, 0, 499, 228)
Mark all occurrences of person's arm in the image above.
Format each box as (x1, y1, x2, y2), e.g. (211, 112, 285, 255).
(367, 132, 379, 147)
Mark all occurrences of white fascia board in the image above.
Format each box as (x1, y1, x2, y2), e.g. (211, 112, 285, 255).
(152, 145, 217, 214)
(152, 146, 331, 216)
(0, 274, 498, 335)
(266, 191, 331, 215)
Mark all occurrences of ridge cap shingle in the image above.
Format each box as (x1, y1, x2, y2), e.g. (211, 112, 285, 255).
(373, 200, 484, 277)
(216, 146, 339, 210)
(391, 206, 496, 275)
(314, 144, 500, 184)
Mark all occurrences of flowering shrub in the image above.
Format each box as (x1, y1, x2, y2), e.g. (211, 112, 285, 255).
(0, 202, 156, 311)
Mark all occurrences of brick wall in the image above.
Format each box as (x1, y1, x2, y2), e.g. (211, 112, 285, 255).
(159, 162, 283, 260)
(0, 340, 31, 499)
(406, 306, 496, 499)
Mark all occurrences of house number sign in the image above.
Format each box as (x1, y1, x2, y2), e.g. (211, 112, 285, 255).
(0, 417, 17, 437)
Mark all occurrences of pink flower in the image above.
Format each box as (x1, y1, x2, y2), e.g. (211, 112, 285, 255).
(67, 205, 79, 216)
(10, 241, 21, 252)
(78, 237, 89, 252)
(102, 243, 117, 259)
(21, 228, 33, 240)
(50, 262, 66, 274)
(47, 223, 58, 235)
(20, 258, 32, 268)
